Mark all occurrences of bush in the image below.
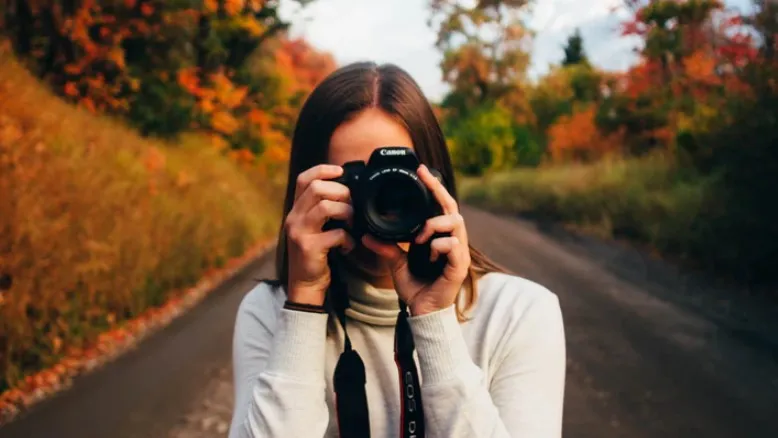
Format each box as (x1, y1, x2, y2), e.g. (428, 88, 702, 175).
(128, 75, 197, 138)
(459, 155, 721, 266)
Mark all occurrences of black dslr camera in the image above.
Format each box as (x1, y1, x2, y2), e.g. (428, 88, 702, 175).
(325, 146, 449, 281)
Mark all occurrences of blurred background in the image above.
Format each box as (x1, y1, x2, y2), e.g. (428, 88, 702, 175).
(0, 0, 777, 437)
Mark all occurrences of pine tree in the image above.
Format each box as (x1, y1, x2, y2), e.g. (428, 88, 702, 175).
(562, 28, 589, 66)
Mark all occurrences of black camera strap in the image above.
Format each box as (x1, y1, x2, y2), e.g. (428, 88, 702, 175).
(332, 270, 371, 438)
(394, 299, 426, 438)
(331, 266, 426, 438)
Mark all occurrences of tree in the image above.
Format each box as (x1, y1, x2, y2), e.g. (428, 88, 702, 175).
(0, 0, 329, 162)
(429, 0, 533, 118)
(548, 105, 623, 162)
(562, 28, 589, 66)
(446, 103, 517, 175)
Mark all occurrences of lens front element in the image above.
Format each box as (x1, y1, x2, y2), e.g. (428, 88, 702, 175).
(364, 169, 430, 241)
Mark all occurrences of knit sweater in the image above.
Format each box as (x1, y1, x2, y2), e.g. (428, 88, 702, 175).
(228, 271, 566, 438)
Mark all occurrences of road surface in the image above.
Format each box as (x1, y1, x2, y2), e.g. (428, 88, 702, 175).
(1, 206, 777, 438)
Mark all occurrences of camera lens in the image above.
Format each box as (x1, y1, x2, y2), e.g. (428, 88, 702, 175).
(365, 172, 428, 241)
(374, 183, 410, 222)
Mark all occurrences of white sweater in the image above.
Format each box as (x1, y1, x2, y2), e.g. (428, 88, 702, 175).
(228, 271, 566, 438)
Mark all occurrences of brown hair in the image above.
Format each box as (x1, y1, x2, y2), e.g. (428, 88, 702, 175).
(274, 61, 503, 321)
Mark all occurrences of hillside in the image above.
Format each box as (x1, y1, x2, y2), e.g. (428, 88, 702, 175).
(0, 41, 281, 395)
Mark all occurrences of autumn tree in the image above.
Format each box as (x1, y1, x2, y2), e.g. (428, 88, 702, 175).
(592, 0, 753, 155)
(0, 0, 315, 142)
(674, 0, 778, 281)
(430, 0, 533, 115)
(430, 0, 535, 174)
(548, 105, 623, 162)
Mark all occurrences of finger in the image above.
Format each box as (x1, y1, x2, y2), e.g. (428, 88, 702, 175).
(415, 213, 466, 245)
(362, 235, 405, 267)
(429, 236, 463, 265)
(418, 164, 458, 215)
(313, 228, 354, 253)
(296, 180, 351, 213)
(304, 200, 353, 230)
(294, 164, 344, 200)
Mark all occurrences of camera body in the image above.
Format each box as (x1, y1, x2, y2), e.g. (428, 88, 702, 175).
(325, 146, 448, 281)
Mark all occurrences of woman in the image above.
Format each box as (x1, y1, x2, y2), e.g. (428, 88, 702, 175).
(228, 62, 566, 438)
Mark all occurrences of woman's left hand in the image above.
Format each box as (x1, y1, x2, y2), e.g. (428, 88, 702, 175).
(362, 164, 471, 317)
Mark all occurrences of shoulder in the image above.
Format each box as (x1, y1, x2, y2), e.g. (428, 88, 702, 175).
(472, 272, 563, 332)
(234, 280, 287, 338)
(471, 272, 565, 370)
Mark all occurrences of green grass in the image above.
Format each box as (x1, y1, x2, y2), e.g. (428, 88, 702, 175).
(459, 155, 720, 260)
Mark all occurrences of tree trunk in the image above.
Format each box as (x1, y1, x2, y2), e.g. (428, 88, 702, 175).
(13, 0, 34, 56)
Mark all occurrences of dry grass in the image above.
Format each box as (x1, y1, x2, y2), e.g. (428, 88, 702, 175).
(0, 42, 281, 390)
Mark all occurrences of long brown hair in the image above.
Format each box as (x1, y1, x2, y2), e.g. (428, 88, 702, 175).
(274, 61, 503, 321)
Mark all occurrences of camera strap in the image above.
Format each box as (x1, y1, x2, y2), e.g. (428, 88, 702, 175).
(332, 272, 371, 438)
(331, 268, 426, 438)
(394, 299, 426, 438)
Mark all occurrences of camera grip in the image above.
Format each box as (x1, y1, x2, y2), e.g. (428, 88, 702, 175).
(407, 232, 449, 283)
(322, 217, 346, 232)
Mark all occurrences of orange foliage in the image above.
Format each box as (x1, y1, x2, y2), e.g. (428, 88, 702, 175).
(275, 38, 337, 95)
(548, 106, 623, 163)
(225, 0, 245, 16)
(684, 51, 720, 86)
(203, 0, 218, 13)
(211, 111, 241, 135)
(0, 49, 280, 415)
(173, 37, 334, 166)
(25, 0, 166, 114)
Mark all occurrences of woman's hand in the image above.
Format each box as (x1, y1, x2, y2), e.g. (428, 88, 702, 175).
(285, 164, 355, 306)
(362, 164, 470, 316)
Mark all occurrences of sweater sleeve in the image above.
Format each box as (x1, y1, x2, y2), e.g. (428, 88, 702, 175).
(408, 291, 566, 438)
(228, 285, 331, 438)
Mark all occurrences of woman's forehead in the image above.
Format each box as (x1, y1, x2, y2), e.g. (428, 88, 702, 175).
(328, 108, 414, 166)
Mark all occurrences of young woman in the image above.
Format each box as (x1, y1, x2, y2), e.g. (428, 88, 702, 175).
(228, 62, 566, 438)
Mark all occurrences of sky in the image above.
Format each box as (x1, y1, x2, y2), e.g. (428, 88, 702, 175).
(278, 0, 754, 102)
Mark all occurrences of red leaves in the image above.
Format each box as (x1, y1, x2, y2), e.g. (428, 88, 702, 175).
(620, 19, 646, 37)
(724, 15, 743, 27)
(140, 3, 155, 17)
(63, 82, 79, 97)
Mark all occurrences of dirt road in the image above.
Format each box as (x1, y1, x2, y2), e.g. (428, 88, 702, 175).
(1, 206, 777, 438)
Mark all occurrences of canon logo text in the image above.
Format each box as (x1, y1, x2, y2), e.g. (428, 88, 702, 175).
(380, 149, 406, 156)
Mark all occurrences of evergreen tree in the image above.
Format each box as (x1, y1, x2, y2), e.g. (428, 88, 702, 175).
(562, 28, 589, 66)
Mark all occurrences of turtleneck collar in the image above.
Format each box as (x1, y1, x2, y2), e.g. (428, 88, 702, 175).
(336, 264, 400, 327)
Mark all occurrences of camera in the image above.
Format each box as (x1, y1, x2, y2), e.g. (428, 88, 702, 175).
(325, 146, 449, 281)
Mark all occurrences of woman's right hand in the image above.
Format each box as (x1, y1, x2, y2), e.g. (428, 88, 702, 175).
(285, 164, 355, 306)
